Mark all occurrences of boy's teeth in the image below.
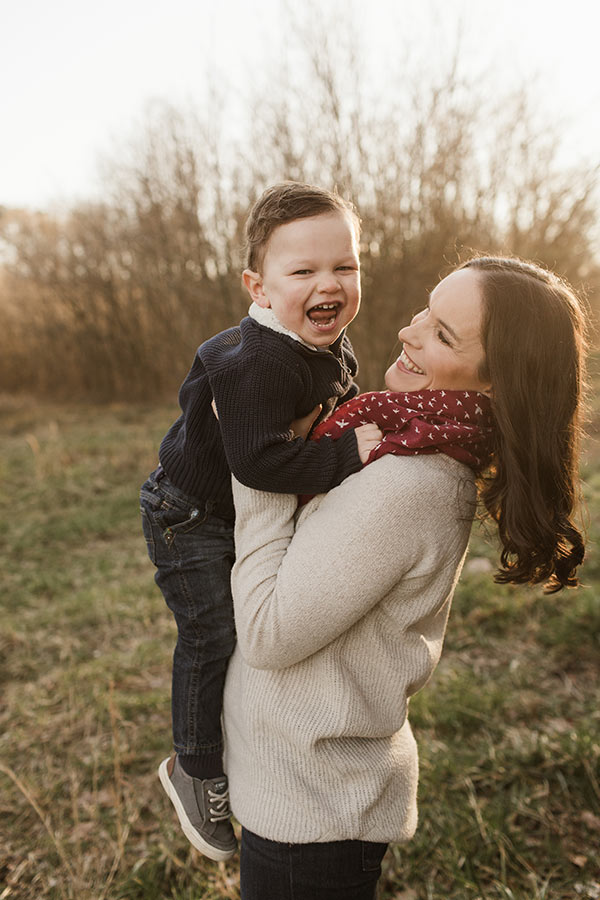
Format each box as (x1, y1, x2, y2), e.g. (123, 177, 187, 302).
(308, 302, 339, 324)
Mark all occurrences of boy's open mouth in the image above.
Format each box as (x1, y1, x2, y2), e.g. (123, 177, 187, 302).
(307, 302, 340, 328)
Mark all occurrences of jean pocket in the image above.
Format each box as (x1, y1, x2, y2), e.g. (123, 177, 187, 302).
(140, 506, 158, 565)
(140, 483, 163, 512)
(152, 501, 208, 549)
(154, 503, 201, 528)
(361, 841, 388, 873)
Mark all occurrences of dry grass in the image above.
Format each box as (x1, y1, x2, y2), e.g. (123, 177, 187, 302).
(1, 368, 598, 899)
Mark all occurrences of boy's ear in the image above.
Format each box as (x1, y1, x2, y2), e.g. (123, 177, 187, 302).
(242, 269, 270, 308)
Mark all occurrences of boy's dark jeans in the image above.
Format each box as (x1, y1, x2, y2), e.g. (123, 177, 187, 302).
(240, 828, 388, 900)
(140, 468, 236, 767)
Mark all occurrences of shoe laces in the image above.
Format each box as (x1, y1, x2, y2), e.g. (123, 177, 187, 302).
(207, 785, 231, 823)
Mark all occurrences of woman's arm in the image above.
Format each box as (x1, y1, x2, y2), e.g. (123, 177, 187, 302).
(231, 456, 469, 669)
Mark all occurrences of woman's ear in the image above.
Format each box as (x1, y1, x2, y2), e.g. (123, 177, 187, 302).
(242, 269, 270, 308)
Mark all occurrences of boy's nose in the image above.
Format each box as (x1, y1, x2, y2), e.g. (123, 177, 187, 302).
(317, 274, 341, 293)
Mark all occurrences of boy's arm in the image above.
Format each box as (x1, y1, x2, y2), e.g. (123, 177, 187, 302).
(210, 352, 363, 495)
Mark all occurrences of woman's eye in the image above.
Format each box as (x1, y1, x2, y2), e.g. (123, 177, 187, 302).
(293, 269, 311, 275)
(437, 330, 451, 346)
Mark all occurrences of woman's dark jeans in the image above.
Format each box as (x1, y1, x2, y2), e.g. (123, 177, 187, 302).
(240, 828, 388, 900)
(139, 468, 236, 763)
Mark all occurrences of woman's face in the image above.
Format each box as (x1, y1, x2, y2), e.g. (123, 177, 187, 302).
(385, 268, 491, 394)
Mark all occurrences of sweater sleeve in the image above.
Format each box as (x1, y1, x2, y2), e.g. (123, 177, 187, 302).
(231, 457, 471, 670)
(211, 351, 362, 494)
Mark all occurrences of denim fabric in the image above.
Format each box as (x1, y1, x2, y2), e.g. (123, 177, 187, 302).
(140, 468, 236, 759)
(240, 828, 388, 900)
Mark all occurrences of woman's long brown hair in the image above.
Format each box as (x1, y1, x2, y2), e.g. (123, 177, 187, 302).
(461, 256, 588, 592)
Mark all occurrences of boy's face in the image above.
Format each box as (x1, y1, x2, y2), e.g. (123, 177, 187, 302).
(242, 211, 361, 347)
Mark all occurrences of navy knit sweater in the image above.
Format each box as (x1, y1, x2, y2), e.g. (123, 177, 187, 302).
(158, 315, 362, 520)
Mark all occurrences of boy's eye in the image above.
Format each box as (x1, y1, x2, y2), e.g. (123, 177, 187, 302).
(336, 265, 355, 271)
(293, 269, 311, 275)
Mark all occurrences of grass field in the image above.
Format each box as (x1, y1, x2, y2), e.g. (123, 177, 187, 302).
(1, 364, 599, 900)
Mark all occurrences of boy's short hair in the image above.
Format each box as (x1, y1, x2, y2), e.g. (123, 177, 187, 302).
(244, 182, 360, 272)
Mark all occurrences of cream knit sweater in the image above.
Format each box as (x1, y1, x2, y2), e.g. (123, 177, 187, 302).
(223, 453, 476, 843)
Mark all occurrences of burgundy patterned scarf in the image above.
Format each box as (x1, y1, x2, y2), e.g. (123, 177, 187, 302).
(300, 389, 494, 505)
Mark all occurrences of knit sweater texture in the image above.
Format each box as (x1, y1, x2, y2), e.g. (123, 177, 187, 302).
(158, 312, 361, 519)
(223, 453, 476, 843)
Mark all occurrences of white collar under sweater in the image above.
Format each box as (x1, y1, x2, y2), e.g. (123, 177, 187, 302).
(248, 303, 327, 352)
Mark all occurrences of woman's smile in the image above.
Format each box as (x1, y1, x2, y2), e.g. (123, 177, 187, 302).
(396, 349, 424, 375)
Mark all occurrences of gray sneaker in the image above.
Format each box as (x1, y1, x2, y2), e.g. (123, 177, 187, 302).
(158, 755, 237, 861)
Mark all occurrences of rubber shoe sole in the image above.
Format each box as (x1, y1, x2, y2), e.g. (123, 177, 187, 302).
(158, 757, 236, 861)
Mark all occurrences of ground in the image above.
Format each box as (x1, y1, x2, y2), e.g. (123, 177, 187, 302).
(1, 361, 598, 899)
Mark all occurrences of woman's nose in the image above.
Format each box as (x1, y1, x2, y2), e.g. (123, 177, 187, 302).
(398, 322, 418, 344)
(398, 309, 425, 344)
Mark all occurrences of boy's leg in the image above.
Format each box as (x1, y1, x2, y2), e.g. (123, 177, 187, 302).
(140, 473, 237, 859)
(161, 519, 235, 777)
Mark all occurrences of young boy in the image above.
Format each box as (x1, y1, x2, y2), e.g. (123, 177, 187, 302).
(140, 182, 381, 861)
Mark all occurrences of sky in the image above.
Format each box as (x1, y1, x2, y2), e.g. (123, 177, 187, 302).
(1, 0, 599, 211)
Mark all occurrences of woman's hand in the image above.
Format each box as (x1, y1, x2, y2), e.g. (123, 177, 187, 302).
(290, 404, 322, 440)
(290, 404, 382, 464)
(355, 423, 383, 464)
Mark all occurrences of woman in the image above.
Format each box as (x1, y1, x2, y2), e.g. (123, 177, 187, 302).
(222, 256, 587, 899)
